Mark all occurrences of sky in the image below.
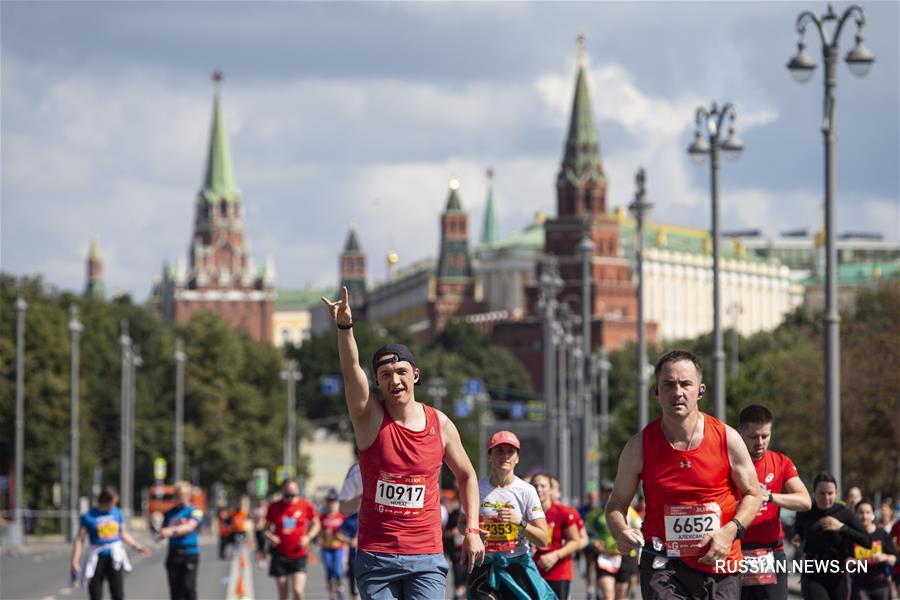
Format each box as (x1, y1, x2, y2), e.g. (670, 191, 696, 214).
(2, 1, 898, 299)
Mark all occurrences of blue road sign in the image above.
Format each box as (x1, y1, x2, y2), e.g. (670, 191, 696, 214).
(454, 398, 472, 418)
(321, 375, 342, 396)
(464, 378, 484, 396)
(509, 401, 526, 420)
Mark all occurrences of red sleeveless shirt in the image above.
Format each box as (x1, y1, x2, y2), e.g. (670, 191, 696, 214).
(641, 413, 742, 573)
(358, 402, 444, 554)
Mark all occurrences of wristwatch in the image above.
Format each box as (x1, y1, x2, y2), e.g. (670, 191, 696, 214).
(730, 517, 746, 539)
(519, 517, 528, 529)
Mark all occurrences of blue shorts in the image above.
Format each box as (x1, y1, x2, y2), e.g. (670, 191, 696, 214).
(354, 551, 447, 600)
(323, 547, 346, 581)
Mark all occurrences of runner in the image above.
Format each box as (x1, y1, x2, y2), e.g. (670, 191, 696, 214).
(532, 473, 582, 600)
(793, 472, 871, 600)
(848, 498, 897, 600)
(319, 489, 348, 600)
(159, 481, 204, 600)
(264, 478, 321, 600)
(70, 486, 151, 600)
(322, 287, 485, 599)
(465, 430, 555, 599)
(336, 510, 360, 600)
(579, 489, 602, 600)
(845, 487, 863, 512)
(586, 481, 639, 600)
(252, 498, 269, 568)
(737, 404, 811, 600)
(605, 349, 763, 600)
(336, 450, 362, 600)
(890, 516, 900, 596)
(217, 506, 234, 560)
(442, 493, 468, 600)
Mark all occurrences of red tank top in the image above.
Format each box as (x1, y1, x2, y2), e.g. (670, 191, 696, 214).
(641, 413, 742, 573)
(742, 450, 798, 550)
(358, 402, 444, 554)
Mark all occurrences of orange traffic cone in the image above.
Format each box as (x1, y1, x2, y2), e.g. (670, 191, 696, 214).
(235, 573, 246, 598)
(239, 551, 247, 569)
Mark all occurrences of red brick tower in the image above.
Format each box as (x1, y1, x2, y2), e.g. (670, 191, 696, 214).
(152, 72, 275, 343)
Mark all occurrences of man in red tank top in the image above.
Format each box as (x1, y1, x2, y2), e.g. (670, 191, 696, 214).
(322, 287, 485, 600)
(737, 405, 811, 600)
(605, 350, 763, 600)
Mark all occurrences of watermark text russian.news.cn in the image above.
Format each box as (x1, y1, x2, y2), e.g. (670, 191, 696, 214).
(715, 559, 869, 575)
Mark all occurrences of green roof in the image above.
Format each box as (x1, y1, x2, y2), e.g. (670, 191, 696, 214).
(801, 261, 900, 286)
(275, 287, 336, 311)
(493, 221, 544, 250)
(446, 187, 463, 212)
(617, 215, 764, 261)
(199, 92, 239, 204)
(559, 63, 605, 186)
(343, 227, 361, 253)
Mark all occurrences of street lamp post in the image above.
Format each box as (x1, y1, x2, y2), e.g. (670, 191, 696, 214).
(13, 292, 27, 547)
(557, 304, 572, 502)
(119, 321, 131, 524)
(281, 360, 301, 470)
(628, 168, 653, 431)
(128, 345, 141, 524)
(578, 227, 595, 492)
(68, 306, 83, 542)
(594, 350, 611, 477)
(688, 102, 744, 421)
(538, 255, 563, 475)
(571, 335, 583, 498)
(786, 2, 874, 493)
(174, 338, 186, 482)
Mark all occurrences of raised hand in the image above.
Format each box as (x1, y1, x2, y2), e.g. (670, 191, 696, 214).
(320, 286, 353, 327)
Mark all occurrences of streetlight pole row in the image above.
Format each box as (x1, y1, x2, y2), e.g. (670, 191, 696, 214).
(786, 2, 874, 492)
(688, 102, 744, 422)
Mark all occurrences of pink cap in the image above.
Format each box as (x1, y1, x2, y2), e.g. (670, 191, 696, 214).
(488, 430, 521, 450)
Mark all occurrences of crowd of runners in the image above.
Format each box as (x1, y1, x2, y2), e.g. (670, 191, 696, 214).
(67, 287, 899, 600)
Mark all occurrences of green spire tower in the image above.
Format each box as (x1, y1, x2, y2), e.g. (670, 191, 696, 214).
(199, 70, 239, 205)
(557, 34, 607, 216)
(340, 226, 367, 307)
(437, 179, 473, 281)
(480, 168, 499, 248)
(84, 235, 105, 298)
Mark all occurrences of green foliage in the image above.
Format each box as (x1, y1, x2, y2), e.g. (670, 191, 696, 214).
(601, 282, 900, 497)
(0, 274, 297, 512)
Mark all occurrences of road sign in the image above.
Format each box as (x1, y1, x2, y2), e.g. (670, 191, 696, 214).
(454, 398, 472, 418)
(464, 378, 484, 396)
(153, 457, 167, 482)
(321, 375, 342, 396)
(252, 468, 268, 499)
(525, 401, 545, 421)
(509, 402, 526, 420)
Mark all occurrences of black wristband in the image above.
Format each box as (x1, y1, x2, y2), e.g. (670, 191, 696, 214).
(731, 517, 746, 539)
(337, 321, 353, 330)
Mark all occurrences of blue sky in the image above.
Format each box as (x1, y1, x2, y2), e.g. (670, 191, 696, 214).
(2, 1, 897, 298)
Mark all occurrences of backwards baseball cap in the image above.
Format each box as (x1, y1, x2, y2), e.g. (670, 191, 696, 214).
(372, 344, 418, 382)
(325, 489, 339, 502)
(488, 430, 521, 450)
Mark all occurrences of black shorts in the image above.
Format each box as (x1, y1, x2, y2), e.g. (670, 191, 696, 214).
(269, 552, 308, 577)
(596, 554, 639, 583)
(639, 552, 741, 600)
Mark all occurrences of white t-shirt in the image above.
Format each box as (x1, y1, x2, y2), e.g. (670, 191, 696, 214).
(338, 462, 362, 502)
(477, 475, 545, 557)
